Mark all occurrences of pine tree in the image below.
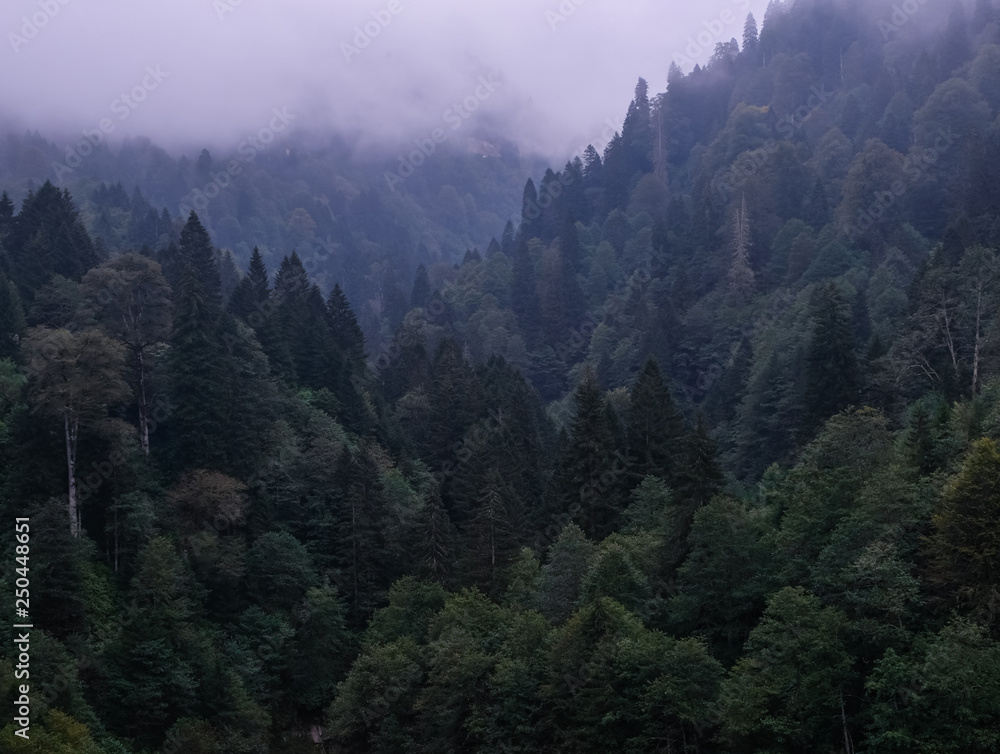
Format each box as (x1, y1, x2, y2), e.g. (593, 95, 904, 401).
(412, 489, 457, 585)
(168, 258, 227, 470)
(178, 212, 222, 313)
(582, 145, 604, 188)
(511, 236, 543, 348)
(335, 442, 390, 621)
(501, 219, 516, 256)
(328, 283, 366, 364)
(728, 194, 756, 303)
(627, 358, 688, 488)
(622, 78, 653, 176)
(675, 414, 723, 515)
(0, 272, 26, 359)
(410, 263, 431, 309)
(520, 179, 542, 241)
(459, 468, 521, 599)
(804, 283, 859, 432)
(8, 182, 99, 298)
(553, 369, 626, 540)
(743, 12, 759, 51)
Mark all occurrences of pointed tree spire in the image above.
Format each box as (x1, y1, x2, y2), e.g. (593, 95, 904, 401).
(627, 357, 689, 488)
(179, 211, 221, 312)
(728, 194, 756, 302)
(247, 247, 270, 302)
(742, 13, 759, 56)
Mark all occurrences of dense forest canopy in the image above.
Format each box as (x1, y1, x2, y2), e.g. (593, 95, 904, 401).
(3, 0, 1000, 751)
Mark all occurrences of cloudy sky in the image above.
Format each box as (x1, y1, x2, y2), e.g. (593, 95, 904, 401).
(3, 0, 771, 160)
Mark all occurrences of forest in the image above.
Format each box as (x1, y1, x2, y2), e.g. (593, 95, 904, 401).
(2, 0, 1000, 751)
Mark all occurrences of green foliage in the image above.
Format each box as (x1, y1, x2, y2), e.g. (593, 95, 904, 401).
(865, 619, 1000, 753)
(719, 587, 855, 753)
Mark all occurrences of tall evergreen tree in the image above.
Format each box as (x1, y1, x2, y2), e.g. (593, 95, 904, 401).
(520, 179, 542, 241)
(627, 358, 688, 488)
(804, 284, 859, 432)
(0, 272, 25, 359)
(742, 13, 759, 58)
(552, 369, 625, 540)
(511, 236, 543, 348)
(178, 212, 221, 313)
(168, 258, 227, 470)
(410, 263, 431, 309)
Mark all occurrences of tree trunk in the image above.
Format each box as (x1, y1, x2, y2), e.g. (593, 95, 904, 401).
(65, 414, 80, 537)
(136, 348, 150, 454)
(972, 283, 983, 395)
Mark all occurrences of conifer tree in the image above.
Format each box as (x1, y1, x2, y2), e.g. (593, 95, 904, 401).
(412, 489, 457, 585)
(178, 212, 221, 312)
(728, 194, 756, 303)
(511, 236, 543, 349)
(742, 13, 759, 57)
(501, 219, 516, 256)
(328, 283, 366, 364)
(520, 179, 541, 241)
(168, 255, 227, 470)
(675, 414, 723, 515)
(553, 369, 625, 540)
(0, 272, 25, 359)
(410, 263, 431, 309)
(627, 357, 688, 487)
(804, 283, 859, 432)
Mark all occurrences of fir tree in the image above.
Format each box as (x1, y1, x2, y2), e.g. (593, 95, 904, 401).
(410, 263, 431, 309)
(804, 283, 859, 432)
(728, 194, 756, 303)
(742, 13, 759, 57)
(627, 358, 688, 488)
(553, 369, 626, 540)
(511, 236, 543, 349)
(178, 212, 222, 313)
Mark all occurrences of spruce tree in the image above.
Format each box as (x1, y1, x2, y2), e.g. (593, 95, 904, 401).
(178, 212, 222, 312)
(627, 358, 688, 488)
(553, 369, 625, 540)
(520, 179, 541, 241)
(0, 273, 26, 359)
(511, 236, 543, 349)
(410, 263, 431, 309)
(742, 13, 759, 57)
(804, 283, 859, 432)
(168, 258, 227, 470)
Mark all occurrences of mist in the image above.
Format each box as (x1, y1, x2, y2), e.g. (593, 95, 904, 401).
(3, 0, 771, 162)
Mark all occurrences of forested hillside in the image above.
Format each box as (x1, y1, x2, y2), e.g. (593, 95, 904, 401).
(3, 0, 1000, 751)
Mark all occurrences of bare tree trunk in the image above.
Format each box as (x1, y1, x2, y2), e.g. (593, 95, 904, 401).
(136, 348, 150, 454)
(841, 695, 853, 754)
(972, 283, 983, 395)
(65, 414, 80, 537)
